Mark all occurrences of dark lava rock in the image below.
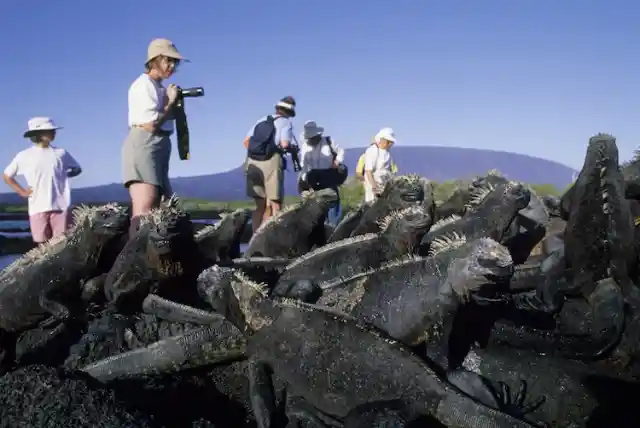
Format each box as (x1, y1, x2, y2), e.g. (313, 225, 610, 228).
(0, 364, 153, 428)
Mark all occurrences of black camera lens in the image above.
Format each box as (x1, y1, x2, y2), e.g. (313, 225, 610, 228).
(180, 87, 205, 98)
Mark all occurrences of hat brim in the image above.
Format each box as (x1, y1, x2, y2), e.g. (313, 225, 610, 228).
(304, 128, 324, 139)
(275, 102, 296, 117)
(146, 53, 190, 63)
(23, 127, 62, 138)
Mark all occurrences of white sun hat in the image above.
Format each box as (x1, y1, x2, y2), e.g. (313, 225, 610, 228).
(303, 120, 325, 140)
(23, 117, 63, 138)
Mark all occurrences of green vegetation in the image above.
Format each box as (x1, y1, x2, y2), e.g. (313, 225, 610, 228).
(0, 171, 565, 216)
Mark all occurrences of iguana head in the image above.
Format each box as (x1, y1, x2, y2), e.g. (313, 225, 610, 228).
(379, 205, 433, 248)
(77, 203, 130, 237)
(198, 266, 275, 333)
(445, 237, 514, 303)
(381, 174, 432, 204)
(304, 187, 339, 207)
(143, 196, 193, 255)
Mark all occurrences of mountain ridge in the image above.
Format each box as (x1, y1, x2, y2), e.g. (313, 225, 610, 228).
(0, 146, 577, 204)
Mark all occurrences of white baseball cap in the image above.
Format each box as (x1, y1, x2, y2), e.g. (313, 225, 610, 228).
(23, 117, 63, 138)
(374, 127, 397, 144)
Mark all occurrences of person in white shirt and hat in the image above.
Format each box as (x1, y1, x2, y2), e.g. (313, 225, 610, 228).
(298, 120, 346, 226)
(363, 127, 397, 203)
(122, 38, 188, 238)
(3, 117, 82, 244)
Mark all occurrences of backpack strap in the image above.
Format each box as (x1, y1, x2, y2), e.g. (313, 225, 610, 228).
(324, 136, 338, 162)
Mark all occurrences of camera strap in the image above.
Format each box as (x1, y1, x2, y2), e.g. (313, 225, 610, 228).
(174, 100, 190, 160)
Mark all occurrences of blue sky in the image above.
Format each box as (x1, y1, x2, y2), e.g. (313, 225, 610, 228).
(1, 0, 638, 188)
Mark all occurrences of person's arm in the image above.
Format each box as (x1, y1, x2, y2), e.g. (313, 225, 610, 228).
(278, 119, 293, 150)
(61, 150, 82, 178)
(243, 124, 254, 149)
(131, 79, 178, 133)
(363, 148, 377, 192)
(3, 155, 30, 198)
(332, 140, 345, 165)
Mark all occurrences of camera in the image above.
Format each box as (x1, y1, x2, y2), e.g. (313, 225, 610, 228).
(282, 144, 302, 172)
(177, 86, 205, 99)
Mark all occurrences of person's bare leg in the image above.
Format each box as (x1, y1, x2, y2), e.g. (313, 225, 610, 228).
(128, 182, 160, 238)
(269, 200, 281, 218)
(252, 197, 266, 234)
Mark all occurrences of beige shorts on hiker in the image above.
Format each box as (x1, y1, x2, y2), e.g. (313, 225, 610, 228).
(245, 155, 283, 201)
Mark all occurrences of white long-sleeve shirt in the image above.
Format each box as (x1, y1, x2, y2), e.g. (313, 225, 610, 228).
(299, 136, 345, 176)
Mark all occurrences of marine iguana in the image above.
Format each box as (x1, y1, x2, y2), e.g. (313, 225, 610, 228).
(327, 201, 371, 243)
(103, 195, 204, 314)
(272, 205, 432, 300)
(0, 364, 154, 427)
(565, 133, 636, 296)
(418, 181, 531, 256)
(315, 236, 514, 370)
(0, 203, 130, 370)
(490, 135, 636, 360)
(224, 272, 538, 427)
(459, 345, 640, 427)
(349, 174, 435, 237)
(621, 149, 640, 199)
(194, 208, 251, 265)
(434, 171, 509, 221)
(243, 187, 339, 258)
(453, 172, 550, 265)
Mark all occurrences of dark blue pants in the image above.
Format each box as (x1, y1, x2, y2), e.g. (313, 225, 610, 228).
(326, 186, 342, 227)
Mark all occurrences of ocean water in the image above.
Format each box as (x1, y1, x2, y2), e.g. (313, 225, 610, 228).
(0, 218, 248, 270)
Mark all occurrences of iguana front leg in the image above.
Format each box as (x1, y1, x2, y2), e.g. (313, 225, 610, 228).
(249, 359, 279, 428)
(141, 293, 228, 324)
(38, 293, 71, 329)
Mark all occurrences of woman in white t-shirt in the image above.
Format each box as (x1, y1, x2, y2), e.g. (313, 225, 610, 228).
(363, 127, 397, 202)
(122, 38, 187, 237)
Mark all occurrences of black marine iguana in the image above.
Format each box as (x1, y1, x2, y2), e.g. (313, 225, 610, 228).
(103, 195, 205, 314)
(194, 208, 251, 265)
(243, 187, 338, 258)
(0, 203, 130, 370)
(349, 174, 435, 237)
(226, 272, 538, 427)
(326, 201, 371, 243)
(418, 181, 531, 257)
(491, 134, 637, 361)
(83, 267, 540, 427)
(459, 342, 640, 427)
(272, 205, 432, 300)
(314, 236, 514, 369)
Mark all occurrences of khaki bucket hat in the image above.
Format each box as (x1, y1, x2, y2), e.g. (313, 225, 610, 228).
(146, 38, 189, 63)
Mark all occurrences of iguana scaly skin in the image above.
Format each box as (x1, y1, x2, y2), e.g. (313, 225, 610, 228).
(0, 203, 130, 369)
(350, 174, 435, 237)
(221, 272, 536, 427)
(103, 195, 202, 313)
(243, 187, 338, 258)
(272, 205, 432, 299)
(327, 201, 371, 243)
(316, 236, 514, 370)
(492, 135, 637, 361)
(460, 344, 638, 427)
(194, 208, 251, 265)
(419, 181, 531, 257)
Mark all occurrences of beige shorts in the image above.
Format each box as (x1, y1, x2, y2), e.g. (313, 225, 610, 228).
(245, 155, 283, 201)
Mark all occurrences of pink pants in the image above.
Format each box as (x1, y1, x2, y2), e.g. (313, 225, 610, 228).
(29, 210, 70, 243)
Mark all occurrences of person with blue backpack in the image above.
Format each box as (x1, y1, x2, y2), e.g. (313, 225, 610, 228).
(243, 96, 298, 233)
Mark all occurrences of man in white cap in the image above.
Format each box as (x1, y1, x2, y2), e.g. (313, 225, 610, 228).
(363, 127, 397, 203)
(298, 120, 346, 225)
(122, 38, 187, 237)
(3, 117, 82, 244)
